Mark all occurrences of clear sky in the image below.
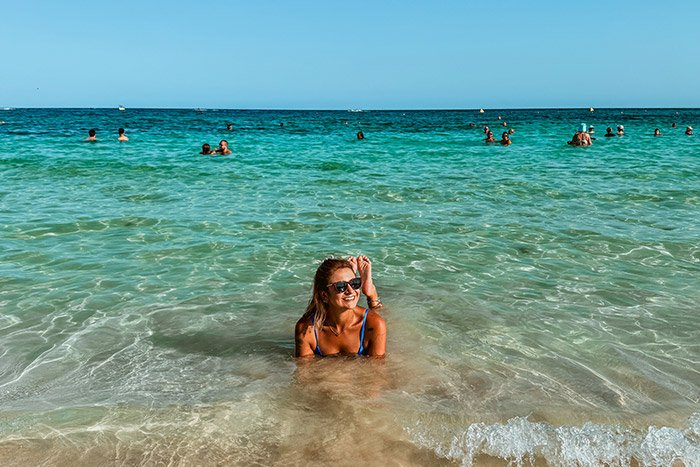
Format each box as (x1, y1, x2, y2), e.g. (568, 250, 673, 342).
(1, 0, 699, 109)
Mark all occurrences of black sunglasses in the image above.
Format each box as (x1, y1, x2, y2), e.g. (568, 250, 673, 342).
(327, 278, 362, 293)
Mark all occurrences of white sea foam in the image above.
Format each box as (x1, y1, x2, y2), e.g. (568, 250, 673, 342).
(409, 414, 700, 467)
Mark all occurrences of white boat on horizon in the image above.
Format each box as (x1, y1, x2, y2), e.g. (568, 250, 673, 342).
(589, 107, 594, 112)
(118, 105, 126, 111)
(348, 109, 363, 113)
(479, 108, 485, 113)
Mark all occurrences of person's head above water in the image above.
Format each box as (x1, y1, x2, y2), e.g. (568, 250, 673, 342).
(200, 143, 212, 154)
(89, 129, 96, 137)
(500, 132, 511, 145)
(118, 128, 125, 135)
(216, 140, 232, 154)
(307, 258, 357, 325)
(654, 128, 661, 136)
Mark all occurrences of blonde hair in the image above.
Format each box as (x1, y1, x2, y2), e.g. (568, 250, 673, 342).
(303, 258, 354, 331)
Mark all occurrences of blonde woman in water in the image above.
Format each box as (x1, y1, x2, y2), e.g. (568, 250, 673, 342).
(295, 256, 386, 357)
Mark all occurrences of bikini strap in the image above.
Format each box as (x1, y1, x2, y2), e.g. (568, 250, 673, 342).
(358, 309, 369, 355)
(311, 316, 322, 356)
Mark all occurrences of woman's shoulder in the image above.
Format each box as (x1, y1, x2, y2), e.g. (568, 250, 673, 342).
(363, 309, 386, 334)
(295, 315, 314, 336)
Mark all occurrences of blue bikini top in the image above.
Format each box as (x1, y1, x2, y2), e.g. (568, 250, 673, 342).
(312, 309, 369, 356)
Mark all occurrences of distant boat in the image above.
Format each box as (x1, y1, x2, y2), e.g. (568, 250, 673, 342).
(2, 107, 14, 111)
(118, 105, 126, 111)
(195, 108, 206, 113)
(479, 108, 484, 113)
(348, 109, 363, 113)
(589, 107, 594, 112)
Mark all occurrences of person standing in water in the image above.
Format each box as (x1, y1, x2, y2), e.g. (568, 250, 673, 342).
(686, 126, 693, 135)
(117, 128, 128, 141)
(295, 256, 386, 358)
(500, 131, 512, 146)
(568, 124, 592, 146)
(85, 129, 97, 141)
(357, 131, 365, 140)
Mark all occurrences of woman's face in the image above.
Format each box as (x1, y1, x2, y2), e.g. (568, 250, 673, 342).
(324, 267, 360, 310)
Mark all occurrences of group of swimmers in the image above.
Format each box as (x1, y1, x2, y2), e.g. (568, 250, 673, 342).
(567, 123, 694, 146)
(200, 140, 232, 155)
(82, 124, 233, 155)
(84, 128, 128, 141)
(84, 118, 693, 155)
(483, 126, 514, 145)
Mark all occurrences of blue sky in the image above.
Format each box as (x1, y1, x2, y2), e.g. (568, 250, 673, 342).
(1, 0, 698, 109)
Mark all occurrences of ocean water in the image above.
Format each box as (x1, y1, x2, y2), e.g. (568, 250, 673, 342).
(0, 108, 698, 466)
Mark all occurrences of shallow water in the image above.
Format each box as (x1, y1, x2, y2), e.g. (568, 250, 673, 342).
(0, 108, 699, 466)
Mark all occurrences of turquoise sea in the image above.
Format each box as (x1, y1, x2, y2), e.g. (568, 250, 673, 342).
(0, 108, 699, 466)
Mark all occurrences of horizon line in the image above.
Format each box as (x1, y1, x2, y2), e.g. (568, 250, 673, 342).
(2, 106, 699, 111)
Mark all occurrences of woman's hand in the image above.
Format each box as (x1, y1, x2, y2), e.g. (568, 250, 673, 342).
(347, 256, 359, 274)
(357, 255, 378, 302)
